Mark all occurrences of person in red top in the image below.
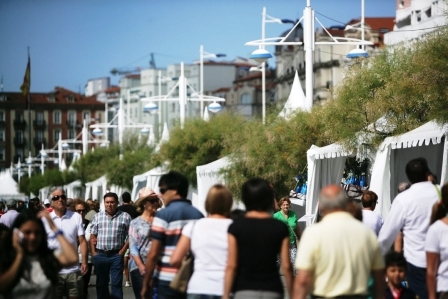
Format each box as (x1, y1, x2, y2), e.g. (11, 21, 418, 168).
(384, 252, 418, 299)
(43, 199, 53, 212)
(0, 201, 5, 218)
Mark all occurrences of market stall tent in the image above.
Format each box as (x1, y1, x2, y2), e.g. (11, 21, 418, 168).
(370, 121, 448, 219)
(0, 171, 22, 198)
(131, 165, 166, 201)
(64, 180, 84, 199)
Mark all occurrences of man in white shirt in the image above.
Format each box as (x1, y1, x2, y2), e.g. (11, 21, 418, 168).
(361, 190, 383, 235)
(378, 157, 439, 299)
(44, 187, 88, 299)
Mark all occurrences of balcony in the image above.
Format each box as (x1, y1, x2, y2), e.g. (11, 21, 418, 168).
(0, 120, 5, 127)
(33, 137, 47, 147)
(13, 137, 26, 147)
(13, 119, 26, 129)
(33, 119, 46, 129)
(66, 120, 81, 128)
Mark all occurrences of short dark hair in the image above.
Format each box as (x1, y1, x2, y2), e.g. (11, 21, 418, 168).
(73, 198, 89, 212)
(385, 251, 407, 269)
(159, 171, 189, 198)
(121, 192, 131, 203)
(103, 192, 119, 202)
(405, 157, 430, 184)
(361, 191, 378, 208)
(241, 178, 274, 212)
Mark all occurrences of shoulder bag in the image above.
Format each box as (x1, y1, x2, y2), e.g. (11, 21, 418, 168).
(169, 220, 197, 293)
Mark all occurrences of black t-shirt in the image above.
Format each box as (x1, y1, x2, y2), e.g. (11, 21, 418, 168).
(227, 217, 289, 294)
(118, 204, 139, 219)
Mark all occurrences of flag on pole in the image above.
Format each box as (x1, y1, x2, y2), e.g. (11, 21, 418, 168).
(20, 54, 31, 98)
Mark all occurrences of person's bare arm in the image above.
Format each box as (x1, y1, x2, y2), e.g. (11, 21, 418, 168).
(223, 233, 238, 299)
(78, 235, 88, 275)
(170, 235, 190, 268)
(0, 230, 24, 293)
(119, 239, 129, 255)
(141, 239, 162, 299)
(394, 231, 403, 252)
(90, 234, 97, 256)
(293, 269, 313, 299)
(372, 269, 386, 299)
(280, 237, 293, 297)
(426, 252, 439, 299)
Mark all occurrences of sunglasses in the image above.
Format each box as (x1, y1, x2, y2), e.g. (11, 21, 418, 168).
(76, 209, 85, 213)
(147, 198, 158, 204)
(51, 195, 67, 201)
(159, 187, 169, 194)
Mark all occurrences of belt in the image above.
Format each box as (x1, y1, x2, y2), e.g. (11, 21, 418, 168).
(96, 249, 120, 255)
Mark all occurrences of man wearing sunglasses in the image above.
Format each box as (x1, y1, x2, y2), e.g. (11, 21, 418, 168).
(141, 171, 203, 299)
(43, 187, 88, 299)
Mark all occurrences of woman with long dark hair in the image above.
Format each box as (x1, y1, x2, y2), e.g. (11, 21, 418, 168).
(224, 178, 293, 299)
(0, 210, 78, 298)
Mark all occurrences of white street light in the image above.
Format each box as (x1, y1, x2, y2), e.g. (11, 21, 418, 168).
(246, 1, 373, 113)
(346, 0, 368, 59)
(208, 102, 222, 113)
(92, 128, 103, 136)
(140, 127, 150, 134)
(143, 102, 158, 114)
(200, 45, 226, 119)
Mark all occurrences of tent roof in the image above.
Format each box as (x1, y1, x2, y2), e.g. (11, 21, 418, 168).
(197, 156, 231, 177)
(307, 144, 353, 160)
(278, 71, 307, 119)
(0, 172, 19, 195)
(381, 121, 448, 149)
(133, 165, 166, 183)
(85, 175, 107, 187)
(65, 179, 82, 188)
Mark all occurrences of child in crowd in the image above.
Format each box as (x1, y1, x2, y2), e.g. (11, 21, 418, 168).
(385, 252, 418, 299)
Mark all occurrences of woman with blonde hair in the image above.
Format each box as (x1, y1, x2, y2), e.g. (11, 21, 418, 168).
(171, 184, 233, 299)
(128, 187, 162, 299)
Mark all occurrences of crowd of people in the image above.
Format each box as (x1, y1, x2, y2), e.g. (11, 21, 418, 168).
(0, 157, 447, 299)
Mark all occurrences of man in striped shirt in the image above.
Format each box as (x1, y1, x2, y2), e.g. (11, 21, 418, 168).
(141, 171, 203, 299)
(90, 192, 131, 299)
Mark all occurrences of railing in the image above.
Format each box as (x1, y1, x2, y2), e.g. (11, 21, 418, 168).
(33, 119, 46, 128)
(13, 137, 26, 147)
(13, 119, 26, 128)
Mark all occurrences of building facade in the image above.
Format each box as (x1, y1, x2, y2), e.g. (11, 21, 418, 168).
(0, 87, 105, 172)
(85, 77, 110, 97)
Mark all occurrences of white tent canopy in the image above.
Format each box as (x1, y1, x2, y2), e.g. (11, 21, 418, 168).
(304, 144, 354, 224)
(370, 120, 448, 219)
(85, 175, 108, 210)
(278, 71, 308, 119)
(64, 180, 83, 199)
(131, 165, 167, 201)
(0, 171, 20, 197)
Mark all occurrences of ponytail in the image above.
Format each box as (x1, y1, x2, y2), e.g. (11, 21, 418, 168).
(430, 183, 448, 225)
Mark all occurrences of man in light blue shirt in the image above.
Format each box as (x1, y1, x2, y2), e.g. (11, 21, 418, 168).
(0, 199, 20, 227)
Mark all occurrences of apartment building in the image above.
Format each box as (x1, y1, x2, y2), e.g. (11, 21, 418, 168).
(0, 87, 105, 172)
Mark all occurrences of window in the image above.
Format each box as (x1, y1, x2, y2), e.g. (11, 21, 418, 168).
(36, 131, 43, 142)
(83, 112, 90, 121)
(240, 93, 252, 104)
(16, 131, 23, 143)
(0, 111, 4, 121)
(54, 111, 61, 124)
(67, 95, 75, 103)
(54, 130, 61, 142)
(36, 112, 44, 125)
(16, 112, 23, 122)
(16, 148, 23, 162)
(48, 94, 55, 102)
(69, 129, 75, 139)
(0, 130, 4, 141)
(68, 111, 76, 126)
(0, 149, 4, 161)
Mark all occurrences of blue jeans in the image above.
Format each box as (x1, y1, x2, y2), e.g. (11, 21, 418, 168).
(130, 269, 144, 299)
(158, 280, 186, 299)
(93, 253, 124, 299)
(407, 262, 427, 299)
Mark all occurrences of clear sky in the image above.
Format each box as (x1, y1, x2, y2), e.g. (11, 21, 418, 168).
(0, 0, 396, 93)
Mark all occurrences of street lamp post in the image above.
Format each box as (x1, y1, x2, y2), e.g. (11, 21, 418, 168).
(246, 0, 373, 111)
(142, 62, 225, 129)
(199, 45, 226, 119)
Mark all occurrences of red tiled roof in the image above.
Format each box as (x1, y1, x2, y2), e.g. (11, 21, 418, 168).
(0, 86, 104, 107)
(213, 87, 230, 93)
(125, 74, 140, 79)
(105, 86, 120, 93)
(347, 17, 395, 32)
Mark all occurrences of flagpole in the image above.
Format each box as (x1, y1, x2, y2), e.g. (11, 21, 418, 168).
(27, 47, 31, 159)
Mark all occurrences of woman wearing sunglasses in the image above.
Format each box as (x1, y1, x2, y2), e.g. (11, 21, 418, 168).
(128, 187, 162, 299)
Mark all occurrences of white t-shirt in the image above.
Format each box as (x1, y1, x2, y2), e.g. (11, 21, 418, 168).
(44, 210, 84, 274)
(182, 218, 232, 296)
(425, 220, 448, 292)
(362, 210, 383, 235)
